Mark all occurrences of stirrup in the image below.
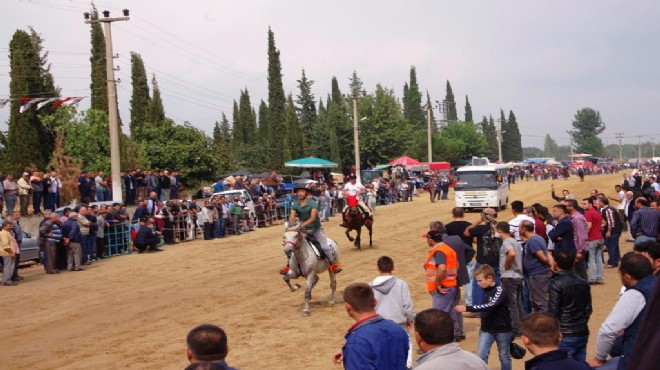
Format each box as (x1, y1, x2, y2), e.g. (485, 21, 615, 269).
(329, 263, 343, 274)
(279, 266, 290, 275)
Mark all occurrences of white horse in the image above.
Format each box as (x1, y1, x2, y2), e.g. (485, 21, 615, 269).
(282, 225, 338, 316)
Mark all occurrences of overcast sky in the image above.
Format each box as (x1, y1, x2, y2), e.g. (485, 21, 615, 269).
(2, 0, 660, 149)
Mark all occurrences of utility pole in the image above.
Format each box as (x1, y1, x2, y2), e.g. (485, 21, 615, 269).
(495, 119, 504, 163)
(84, 8, 129, 202)
(351, 96, 360, 181)
(426, 105, 433, 162)
(615, 132, 624, 162)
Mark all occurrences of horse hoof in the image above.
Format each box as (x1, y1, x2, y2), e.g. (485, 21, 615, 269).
(328, 300, 335, 306)
(302, 310, 311, 316)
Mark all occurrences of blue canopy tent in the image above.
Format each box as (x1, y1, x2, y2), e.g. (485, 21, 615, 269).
(284, 157, 338, 168)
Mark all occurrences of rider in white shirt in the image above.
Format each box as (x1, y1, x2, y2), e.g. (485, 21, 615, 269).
(340, 174, 372, 227)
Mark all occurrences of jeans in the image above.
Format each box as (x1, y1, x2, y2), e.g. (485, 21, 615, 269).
(477, 330, 512, 370)
(95, 189, 105, 202)
(522, 276, 531, 315)
(559, 335, 588, 362)
(472, 263, 501, 307)
(528, 271, 551, 312)
(588, 239, 604, 283)
(5, 194, 17, 215)
(605, 232, 622, 267)
(81, 235, 92, 263)
(574, 255, 588, 281)
(634, 235, 657, 245)
(431, 287, 463, 337)
(465, 260, 475, 306)
(501, 278, 523, 335)
(33, 191, 43, 214)
(213, 220, 221, 238)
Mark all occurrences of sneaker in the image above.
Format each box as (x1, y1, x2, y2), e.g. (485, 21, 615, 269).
(3, 281, 18, 286)
(279, 266, 290, 275)
(329, 263, 343, 274)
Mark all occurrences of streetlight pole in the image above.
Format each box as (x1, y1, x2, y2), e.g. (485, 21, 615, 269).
(427, 105, 433, 162)
(352, 96, 360, 180)
(84, 9, 129, 202)
(615, 132, 624, 162)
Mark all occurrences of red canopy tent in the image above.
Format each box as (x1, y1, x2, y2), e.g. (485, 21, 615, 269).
(388, 156, 421, 166)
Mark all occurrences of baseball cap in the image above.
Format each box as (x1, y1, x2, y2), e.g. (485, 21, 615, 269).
(422, 230, 443, 241)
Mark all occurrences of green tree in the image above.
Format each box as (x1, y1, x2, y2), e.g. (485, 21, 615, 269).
(502, 110, 522, 161)
(328, 77, 352, 169)
(441, 121, 489, 160)
(543, 134, 559, 158)
(129, 52, 149, 137)
(147, 74, 166, 126)
(231, 100, 242, 146)
(523, 147, 544, 158)
(267, 27, 287, 169)
(359, 85, 411, 167)
(213, 113, 234, 174)
(464, 95, 473, 122)
(257, 100, 269, 146)
(4, 29, 58, 174)
(295, 69, 316, 153)
(480, 116, 498, 160)
(349, 70, 364, 98)
(238, 89, 257, 144)
(89, 8, 107, 113)
(402, 66, 425, 129)
(445, 81, 458, 121)
(570, 107, 606, 155)
(286, 94, 304, 159)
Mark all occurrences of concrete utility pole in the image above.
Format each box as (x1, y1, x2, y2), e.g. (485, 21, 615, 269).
(495, 119, 504, 163)
(84, 9, 129, 202)
(351, 96, 360, 179)
(615, 132, 624, 162)
(427, 105, 433, 162)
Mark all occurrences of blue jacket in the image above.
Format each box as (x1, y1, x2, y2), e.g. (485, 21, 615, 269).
(525, 349, 592, 370)
(548, 217, 576, 251)
(620, 274, 656, 370)
(342, 315, 409, 370)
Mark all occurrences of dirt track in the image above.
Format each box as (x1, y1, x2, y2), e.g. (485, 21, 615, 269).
(1, 173, 630, 369)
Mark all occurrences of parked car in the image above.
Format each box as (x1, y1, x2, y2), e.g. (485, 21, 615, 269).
(210, 189, 256, 221)
(19, 230, 40, 264)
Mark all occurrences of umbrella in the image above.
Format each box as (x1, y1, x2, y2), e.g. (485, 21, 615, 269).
(284, 157, 338, 168)
(388, 156, 421, 166)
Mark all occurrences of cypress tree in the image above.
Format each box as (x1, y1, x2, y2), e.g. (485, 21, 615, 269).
(5, 29, 57, 174)
(267, 27, 287, 169)
(89, 8, 107, 113)
(231, 100, 242, 146)
(480, 115, 498, 161)
(129, 52, 149, 137)
(286, 93, 304, 159)
(147, 74, 165, 126)
(445, 81, 458, 121)
(295, 69, 316, 153)
(238, 89, 257, 144)
(257, 100, 269, 146)
(505, 110, 522, 161)
(213, 113, 234, 173)
(464, 95, 473, 123)
(403, 66, 424, 129)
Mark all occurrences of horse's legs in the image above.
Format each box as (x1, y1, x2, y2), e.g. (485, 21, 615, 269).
(355, 227, 361, 250)
(283, 272, 301, 292)
(329, 271, 336, 304)
(302, 274, 319, 316)
(368, 223, 373, 247)
(345, 229, 354, 242)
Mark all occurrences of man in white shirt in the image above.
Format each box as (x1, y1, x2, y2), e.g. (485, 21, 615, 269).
(340, 174, 371, 227)
(508, 200, 535, 243)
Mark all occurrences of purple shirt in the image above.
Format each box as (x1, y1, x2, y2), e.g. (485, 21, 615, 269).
(570, 212, 589, 252)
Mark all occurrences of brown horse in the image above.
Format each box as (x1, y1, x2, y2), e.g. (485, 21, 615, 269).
(344, 196, 373, 250)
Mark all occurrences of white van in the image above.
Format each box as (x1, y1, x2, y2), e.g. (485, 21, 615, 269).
(454, 164, 510, 210)
(210, 189, 256, 221)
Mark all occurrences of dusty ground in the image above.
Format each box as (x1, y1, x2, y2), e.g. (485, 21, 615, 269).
(1, 173, 630, 370)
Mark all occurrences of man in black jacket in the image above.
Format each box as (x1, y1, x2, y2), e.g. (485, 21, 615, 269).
(134, 218, 162, 253)
(548, 248, 592, 362)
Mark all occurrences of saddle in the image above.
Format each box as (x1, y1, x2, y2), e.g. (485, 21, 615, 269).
(305, 236, 326, 260)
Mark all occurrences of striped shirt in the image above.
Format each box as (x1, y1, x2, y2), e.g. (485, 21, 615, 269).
(630, 207, 660, 238)
(570, 212, 589, 252)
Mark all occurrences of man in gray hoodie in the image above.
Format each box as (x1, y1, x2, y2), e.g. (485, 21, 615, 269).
(369, 256, 416, 369)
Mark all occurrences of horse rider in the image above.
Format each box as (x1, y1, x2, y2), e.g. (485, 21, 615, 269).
(280, 185, 343, 275)
(340, 174, 372, 227)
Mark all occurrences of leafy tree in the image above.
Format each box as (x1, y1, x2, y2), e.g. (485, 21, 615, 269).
(4, 29, 57, 174)
(543, 134, 559, 158)
(464, 95, 473, 122)
(310, 99, 341, 165)
(257, 100, 269, 145)
(523, 147, 544, 158)
(147, 74, 166, 126)
(89, 8, 107, 113)
(402, 66, 425, 129)
(267, 27, 287, 170)
(359, 85, 411, 167)
(328, 77, 352, 169)
(440, 121, 489, 160)
(502, 110, 522, 161)
(445, 80, 458, 121)
(570, 107, 606, 155)
(295, 69, 316, 152)
(231, 100, 242, 146)
(129, 52, 149, 138)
